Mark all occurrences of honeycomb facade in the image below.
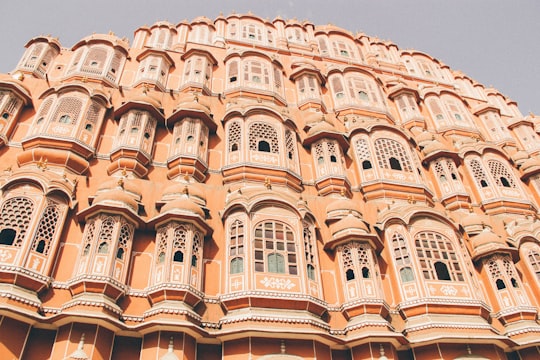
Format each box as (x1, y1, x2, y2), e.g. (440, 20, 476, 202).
(0, 13, 540, 359)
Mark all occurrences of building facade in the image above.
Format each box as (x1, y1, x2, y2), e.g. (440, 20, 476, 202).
(0, 13, 539, 359)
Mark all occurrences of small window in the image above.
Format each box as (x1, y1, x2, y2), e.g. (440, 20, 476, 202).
(436, 114, 444, 120)
(90, 61, 98, 67)
(187, 135, 194, 142)
(496, 279, 506, 290)
(116, 247, 124, 260)
(0, 229, 16, 246)
(2, 113, 9, 119)
(400, 267, 414, 282)
(317, 156, 324, 165)
(131, 127, 138, 133)
(230, 257, 244, 274)
(191, 254, 197, 267)
(231, 143, 239, 152)
(362, 160, 372, 170)
(173, 251, 184, 263)
(434, 261, 451, 281)
(389, 157, 402, 170)
(346, 268, 355, 281)
(511, 277, 519, 288)
(230, 76, 237, 82)
(480, 180, 488, 188)
(362, 267, 370, 279)
(85, 124, 93, 131)
(454, 113, 462, 121)
(340, 50, 349, 56)
(336, 92, 344, 99)
(268, 253, 285, 273)
(59, 115, 72, 124)
(36, 240, 46, 254)
(307, 264, 315, 280)
(144, 132, 150, 139)
(36, 117, 44, 125)
(83, 243, 91, 256)
(252, 75, 261, 83)
(258, 140, 271, 152)
(358, 91, 368, 101)
(500, 177, 511, 187)
(158, 252, 165, 263)
(330, 155, 337, 163)
(451, 173, 457, 180)
(98, 242, 109, 254)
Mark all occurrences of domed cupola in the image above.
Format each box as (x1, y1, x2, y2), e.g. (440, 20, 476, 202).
(149, 181, 211, 235)
(78, 178, 143, 225)
(470, 225, 513, 261)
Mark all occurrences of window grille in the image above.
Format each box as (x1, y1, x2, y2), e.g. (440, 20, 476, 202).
(414, 231, 464, 281)
(0, 197, 34, 247)
(487, 160, 516, 188)
(374, 138, 413, 172)
(31, 201, 60, 255)
(254, 221, 296, 274)
(249, 122, 279, 153)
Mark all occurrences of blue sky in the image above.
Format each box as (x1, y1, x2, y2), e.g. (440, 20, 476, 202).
(2, 0, 538, 114)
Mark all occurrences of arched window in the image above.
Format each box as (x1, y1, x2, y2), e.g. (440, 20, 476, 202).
(0, 197, 34, 248)
(31, 202, 61, 256)
(173, 250, 184, 262)
(98, 242, 109, 254)
(346, 269, 355, 281)
(362, 267, 370, 278)
(303, 221, 317, 281)
(434, 261, 451, 281)
(400, 267, 414, 282)
(230, 257, 244, 274)
(267, 253, 285, 273)
(254, 221, 296, 275)
(389, 157, 402, 170)
(487, 159, 516, 189)
(258, 140, 271, 152)
(249, 122, 279, 154)
(0, 229, 16, 246)
(415, 231, 464, 281)
(525, 244, 540, 281)
(374, 138, 413, 172)
(496, 278, 506, 290)
(469, 159, 490, 189)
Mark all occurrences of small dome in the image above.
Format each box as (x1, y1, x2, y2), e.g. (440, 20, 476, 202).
(471, 227, 506, 254)
(131, 93, 162, 109)
(520, 156, 540, 171)
(98, 178, 141, 198)
(511, 150, 528, 165)
(162, 182, 206, 204)
(326, 197, 362, 218)
(306, 120, 337, 137)
(331, 213, 370, 236)
(93, 189, 139, 212)
(174, 99, 210, 115)
(160, 197, 205, 218)
(304, 112, 325, 127)
(416, 131, 434, 147)
(422, 138, 446, 155)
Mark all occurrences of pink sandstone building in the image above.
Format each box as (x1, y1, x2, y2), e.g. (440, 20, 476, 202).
(0, 13, 540, 359)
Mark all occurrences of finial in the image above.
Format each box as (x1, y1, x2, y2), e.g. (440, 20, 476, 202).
(183, 186, 189, 195)
(117, 178, 124, 188)
(37, 157, 48, 170)
(466, 344, 472, 355)
(264, 177, 272, 189)
(280, 340, 286, 354)
(168, 337, 174, 353)
(121, 168, 127, 177)
(82, 76, 88, 83)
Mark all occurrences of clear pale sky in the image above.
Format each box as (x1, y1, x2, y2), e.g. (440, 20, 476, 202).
(1, 0, 538, 114)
